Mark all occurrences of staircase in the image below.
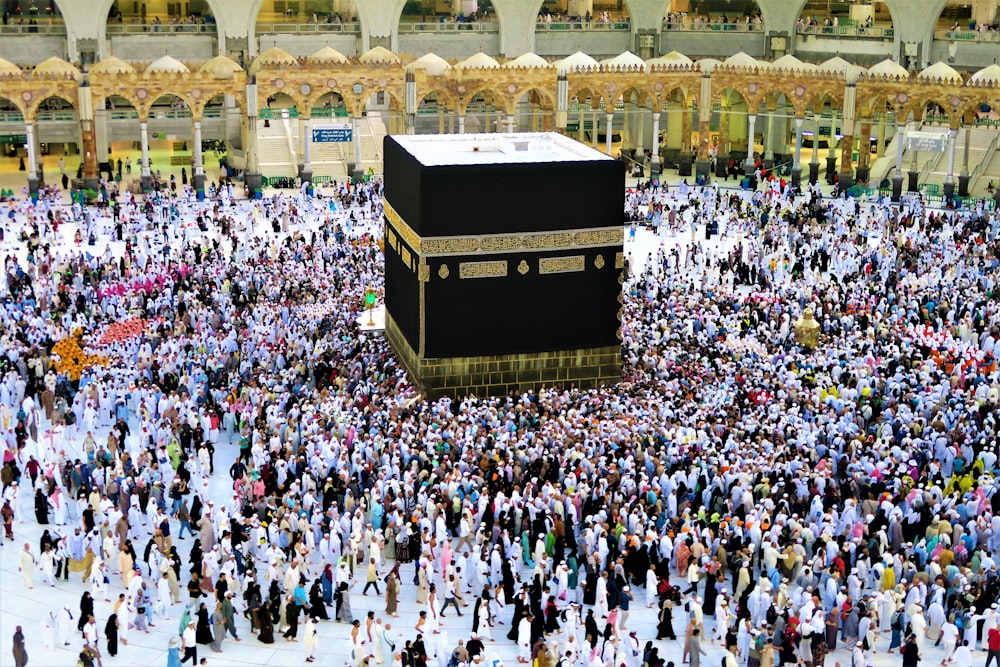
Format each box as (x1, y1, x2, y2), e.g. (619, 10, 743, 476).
(921, 128, 996, 194)
(868, 124, 943, 188)
(257, 110, 296, 178)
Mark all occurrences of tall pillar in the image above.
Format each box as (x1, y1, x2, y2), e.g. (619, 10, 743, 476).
(25, 121, 39, 194)
(763, 110, 776, 166)
(826, 109, 838, 184)
(876, 111, 887, 158)
(298, 118, 312, 185)
(506, 115, 515, 133)
(908, 145, 919, 193)
(78, 82, 98, 190)
(351, 115, 364, 182)
(809, 112, 821, 184)
(405, 71, 416, 136)
(744, 114, 757, 176)
(591, 111, 598, 148)
(621, 104, 631, 154)
(958, 126, 971, 196)
(855, 119, 872, 186)
(634, 108, 643, 158)
(943, 129, 957, 203)
(556, 75, 568, 132)
(578, 106, 585, 142)
(695, 74, 711, 181)
(605, 112, 614, 155)
(837, 85, 857, 190)
(438, 107, 445, 134)
(139, 120, 152, 192)
(457, 115, 465, 134)
(891, 125, 905, 202)
(193, 119, 206, 196)
(245, 82, 262, 196)
(716, 106, 730, 178)
(650, 110, 662, 175)
(791, 116, 804, 188)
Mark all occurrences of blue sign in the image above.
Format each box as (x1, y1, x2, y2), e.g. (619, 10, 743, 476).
(312, 124, 352, 143)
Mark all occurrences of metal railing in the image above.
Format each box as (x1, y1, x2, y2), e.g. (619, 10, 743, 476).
(256, 22, 360, 34)
(535, 20, 631, 31)
(0, 23, 66, 35)
(399, 21, 499, 33)
(969, 132, 1000, 187)
(935, 29, 1000, 43)
(661, 20, 762, 32)
(106, 22, 216, 34)
(795, 25, 893, 38)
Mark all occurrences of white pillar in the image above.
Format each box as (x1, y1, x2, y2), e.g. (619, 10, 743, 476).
(634, 108, 644, 156)
(25, 122, 38, 175)
(894, 126, 905, 177)
(945, 130, 957, 185)
(811, 114, 821, 166)
(193, 120, 204, 174)
(793, 117, 803, 170)
(827, 112, 838, 159)
(764, 112, 775, 160)
(651, 112, 661, 167)
(506, 115, 515, 133)
(591, 111, 598, 147)
(605, 112, 614, 155)
(744, 114, 757, 170)
(354, 117, 363, 167)
(457, 116, 465, 134)
(302, 119, 311, 168)
(140, 121, 151, 176)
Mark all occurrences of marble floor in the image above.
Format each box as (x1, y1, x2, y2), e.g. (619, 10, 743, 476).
(0, 149, 963, 667)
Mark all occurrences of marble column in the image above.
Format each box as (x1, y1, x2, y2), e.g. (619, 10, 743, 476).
(891, 125, 905, 201)
(650, 110, 661, 175)
(25, 121, 39, 194)
(193, 119, 207, 194)
(791, 117, 803, 188)
(959, 126, 971, 196)
(744, 114, 757, 175)
(943, 129, 958, 202)
(139, 120, 152, 191)
(809, 112, 821, 184)
(457, 115, 465, 134)
(605, 112, 614, 155)
(506, 114, 515, 133)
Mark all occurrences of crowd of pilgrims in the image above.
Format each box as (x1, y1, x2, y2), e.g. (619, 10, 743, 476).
(1, 174, 1000, 667)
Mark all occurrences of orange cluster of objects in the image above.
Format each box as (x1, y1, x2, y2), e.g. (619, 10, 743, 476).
(51, 330, 110, 381)
(96, 317, 147, 346)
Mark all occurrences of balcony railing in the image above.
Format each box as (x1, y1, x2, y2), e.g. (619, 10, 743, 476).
(0, 23, 66, 35)
(256, 22, 360, 34)
(795, 25, 893, 39)
(399, 21, 499, 33)
(106, 22, 216, 34)
(536, 20, 630, 31)
(661, 20, 762, 32)
(934, 29, 1000, 43)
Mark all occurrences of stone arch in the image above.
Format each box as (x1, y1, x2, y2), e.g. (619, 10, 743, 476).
(27, 92, 77, 121)
(910, 96, 954, 124)
(459, 86, 507, 115)
(138, 92, 197, 121)
(193, 89, 245, 119)
(305, 90, 351, 118)
(0, 94, 27, 118)
(617, 85, 657, 109)
(504, 86, 556, 116)
(568, 86, 609, 112)
(210, 0, 267, 57)
(352, 0, 407, 52)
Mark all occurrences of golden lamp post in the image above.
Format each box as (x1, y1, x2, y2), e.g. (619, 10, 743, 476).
(794, 307, 821, 350)
(364, 285, 377, 326)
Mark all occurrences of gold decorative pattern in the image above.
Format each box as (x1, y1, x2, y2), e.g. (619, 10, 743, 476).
(459, 261, 508, 279)
(385, 228, 398, 252)
(522, 232, 576, 251)
(383, 201, 420, 252)
(438, 264, 450, 279)
(378, 222, 624, 258)
(575, 229, 624, 246)
(418, 264, 430, 282)
(400, 246, 412, 270)
(480, 235, 523, 252)
(517, 260, 529, 275)
(539, 255, 586, 275)
(422, 237, 481, 255)
(615, 252, 625, 269)
(594, 254, 605, 269)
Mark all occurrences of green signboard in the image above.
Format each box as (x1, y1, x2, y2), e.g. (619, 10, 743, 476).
(0, 134, 27, 145)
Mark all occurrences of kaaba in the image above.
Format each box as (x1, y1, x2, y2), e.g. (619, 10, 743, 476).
(382, 132, 624, 398)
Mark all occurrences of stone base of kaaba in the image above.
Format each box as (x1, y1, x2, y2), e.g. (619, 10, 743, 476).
(387, 314, 621, 399)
